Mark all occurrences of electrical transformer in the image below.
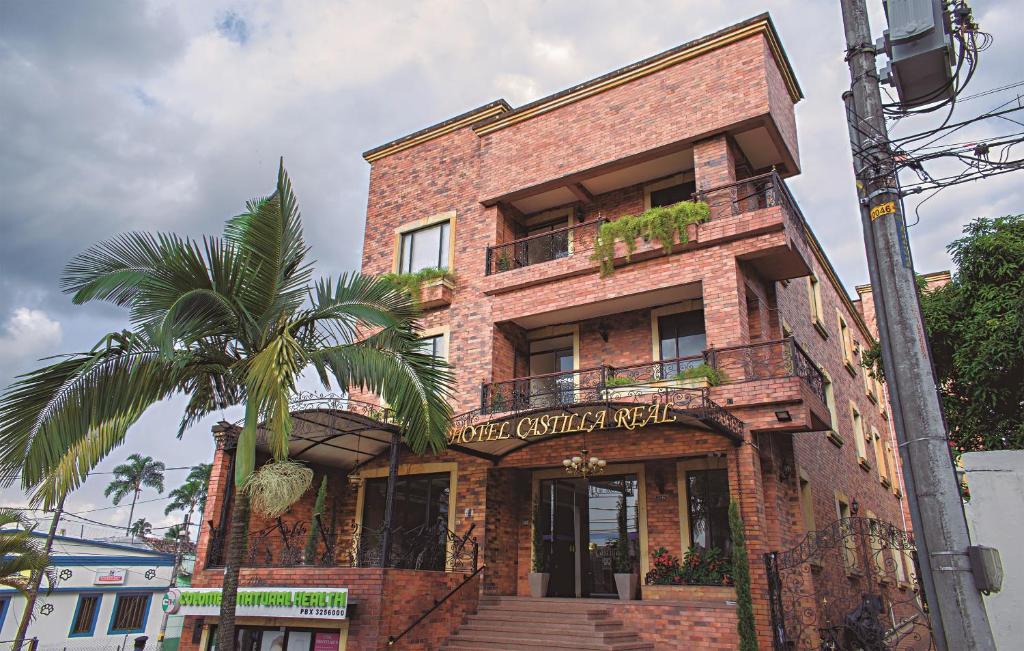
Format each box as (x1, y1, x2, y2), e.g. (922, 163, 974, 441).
(877, 0, 956, 107)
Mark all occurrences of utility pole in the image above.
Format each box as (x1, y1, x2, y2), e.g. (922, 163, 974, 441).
(157, 514, 190, 646)
(12, 495, 65, 651)
(838, 1, 997, 649)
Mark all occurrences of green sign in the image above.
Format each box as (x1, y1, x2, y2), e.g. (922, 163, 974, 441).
(162, 587, 348, 620)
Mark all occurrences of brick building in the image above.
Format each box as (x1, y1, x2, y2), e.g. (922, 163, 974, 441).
(179, 13, 913, 651)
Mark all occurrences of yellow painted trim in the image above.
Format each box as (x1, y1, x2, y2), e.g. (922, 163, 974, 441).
(199, 624, 209, 650)
(392, 211, 457, 274)
(796, 467, 816, 532)
(642, 172, 696, 211)
(803, 225, 875, 344)
(531, 463, 650, 581)
(353, 462, 459, 567)
(676, 456, 728, 555)
(821, 368, 839, 431)
(474, 20, 799, 137)
(649, 300, 704, 361)
(365, 104, 508, 162)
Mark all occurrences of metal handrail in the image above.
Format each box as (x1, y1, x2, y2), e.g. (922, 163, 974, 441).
(386, 564, 486, 647)
(485, 218, 603, 275)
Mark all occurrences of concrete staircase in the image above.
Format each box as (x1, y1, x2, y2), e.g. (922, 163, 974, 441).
(442, 596, 654, 650)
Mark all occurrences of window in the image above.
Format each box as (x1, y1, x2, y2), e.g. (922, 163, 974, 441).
(685, 468, 732, 555)
(649, 180, 696, 208)
(807, 275, 825, 331)
(884, 439, 898, 490)
(657, 310, 706, 376)
(0, 597, 9, 633)
(361, 472, 451, 570)
(398, 221, 450, 273)
(836, 496, 859, 574)
(528, 333, 576, 408)
(851, 404, 868, 466)
(108, 594, 150, 634)
(822, 370, 839, 432)
(862, 351, 877, 401)
(871, 427, 889, 485)
(838, 311, 856, 373)
(418, 334, 448, 361)
(70, 594, 102, 637)
(523, 215, 570, 265)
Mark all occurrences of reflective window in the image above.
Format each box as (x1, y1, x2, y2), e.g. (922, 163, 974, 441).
(686, 468, 731, 555)
(399, 221, 450, 273)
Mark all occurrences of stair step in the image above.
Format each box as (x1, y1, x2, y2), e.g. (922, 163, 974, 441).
(443, 637, 654, 651)
(458, 619, 625, 634)
(469, 608, 613, 623)
(456, 624, 639, 642)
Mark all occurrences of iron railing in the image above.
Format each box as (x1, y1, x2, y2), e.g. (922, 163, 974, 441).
(485, 219, 603, 275)
(205, 517, 478, 573)
(480, 338, 825, 413)
(708, 337, 826, 404)
(695, 170, 808, 232)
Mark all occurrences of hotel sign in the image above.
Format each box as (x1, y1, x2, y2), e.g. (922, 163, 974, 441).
(448, 403, 678, 446)
(162, 587, 348, 620)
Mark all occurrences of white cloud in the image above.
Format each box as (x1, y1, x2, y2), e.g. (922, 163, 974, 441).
(0, 308, 62, 369)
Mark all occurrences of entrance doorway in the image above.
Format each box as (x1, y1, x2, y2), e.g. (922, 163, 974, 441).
(536, 474, 640, 597)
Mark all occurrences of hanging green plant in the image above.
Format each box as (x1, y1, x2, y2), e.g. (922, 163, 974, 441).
(591, 201, 709, 276)
(380, 267, 455, 302)
(304, 476, 327, 564)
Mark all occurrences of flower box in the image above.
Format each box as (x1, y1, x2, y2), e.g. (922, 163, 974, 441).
(418, 277, 454, 310)
(642, 584, 736, 602)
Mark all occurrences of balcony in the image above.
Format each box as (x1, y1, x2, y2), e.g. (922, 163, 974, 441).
(485, 218, 602, 275)
(480, 337, 826, 431)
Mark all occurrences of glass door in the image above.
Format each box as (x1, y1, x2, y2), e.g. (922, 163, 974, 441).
(584, 475, 639, 597)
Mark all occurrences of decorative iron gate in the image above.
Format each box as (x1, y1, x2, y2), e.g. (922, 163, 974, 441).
(765, 517, 936, 650)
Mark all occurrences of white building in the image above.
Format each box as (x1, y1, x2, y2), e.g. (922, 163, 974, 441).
(0, 532, 174, 650)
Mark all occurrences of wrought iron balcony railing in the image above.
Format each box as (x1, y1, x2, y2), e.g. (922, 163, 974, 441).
(480, 337, 825, 413)
(695, 170, 807, 230)
(205, 516, 479, 573)
(707, 337, 826, 404)
(485, 218, 603, 275)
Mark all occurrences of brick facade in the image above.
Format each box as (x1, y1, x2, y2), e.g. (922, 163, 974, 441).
(186, 14, 909, 651)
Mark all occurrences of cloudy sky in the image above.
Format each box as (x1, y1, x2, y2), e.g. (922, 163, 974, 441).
(1, 0, 1021, 538)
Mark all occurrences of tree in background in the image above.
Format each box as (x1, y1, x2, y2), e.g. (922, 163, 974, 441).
(0, 160, 453, 648)
(104, 453, 165, 535)
(164, 463, 212, 542)
(129, 517, 153, 539)
(0, 510, 53, 593)
(164, 524, 185, 541)
(863, 215, 1024, 452)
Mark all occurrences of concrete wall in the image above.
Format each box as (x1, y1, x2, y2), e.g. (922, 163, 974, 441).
(963, 450, 1024, 651)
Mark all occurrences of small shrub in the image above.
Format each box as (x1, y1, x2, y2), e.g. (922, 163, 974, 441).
(592, 201, 709, 276)
(605, 375, 635, 387)
(645, 545, 733, 586)
(380, 267, 454, 302)
(672, 363, 726, 386)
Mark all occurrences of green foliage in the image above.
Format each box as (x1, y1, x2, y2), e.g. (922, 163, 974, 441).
(495, 252, 513, 272)
(129, 517, 153, 538)
(863, 216, 1024, 452)
(304, 476, 327, 564)
(0, 159, 455, 510)
(605, 375, 635, 387)
(0, 509, 54, 595)
(615, 489, 631, 574)
(673, 363, 725, 387)
(531, 497, 547, 573)
(104, 454, 165, 505)
(164, 463, 212, 517)
(380, 267, 454, 303)
(729, 500, 757, 651)
(591, 201, 709, 276)
(644, 546, 732, 586)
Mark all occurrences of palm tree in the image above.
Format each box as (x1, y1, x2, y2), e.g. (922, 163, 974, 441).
(105, 453, 165, 534)
(0, 160, 453, 648)
(164, 463, 212, 543)
(0, 510, 53, 594)
(164, 524, 185, 541)
(128, 517, 153, 539)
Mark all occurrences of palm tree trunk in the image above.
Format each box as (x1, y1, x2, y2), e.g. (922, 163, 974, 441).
(216, 487, 250, 651)
(13, 494, 65, 651)
(126, 486, 139, 536)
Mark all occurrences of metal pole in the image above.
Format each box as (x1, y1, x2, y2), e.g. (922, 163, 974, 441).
(379, 431, 401, 567)
(13, 495, 65, 651)
(157, 512, 189, 644)
(838, 1, 996, 649)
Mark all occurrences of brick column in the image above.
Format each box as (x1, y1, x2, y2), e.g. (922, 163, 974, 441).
(701, 257, 750, 348)
(194, 421, 238, 569)
(693, 135, 738, 221)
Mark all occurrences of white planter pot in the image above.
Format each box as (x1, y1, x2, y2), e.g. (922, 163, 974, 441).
(528, 572, 550, 598)
(614, 573, 638, 601)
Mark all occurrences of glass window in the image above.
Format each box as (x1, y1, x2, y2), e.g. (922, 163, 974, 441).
(361, 472, 451, 570)
(686, 468, 731, 555)
(109, 594, 149, 634)
(418, 334, 447, 361)
(650, 180, 696, 207)
(399, 221, 450, 273)
(70, 595, 101, 637)
(808, 275, 824, 324)
(524, 217, 570, 265)
(851, 405, 867, 462)
(658, 311, 706, 376)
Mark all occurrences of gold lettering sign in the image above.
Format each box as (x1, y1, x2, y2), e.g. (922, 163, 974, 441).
(869, 201, 896, 221)
(448, 403, 676, 447)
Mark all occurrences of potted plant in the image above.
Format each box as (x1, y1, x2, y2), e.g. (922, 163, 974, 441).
(528, 498, 549, 598)
(613, 488, 637, 600)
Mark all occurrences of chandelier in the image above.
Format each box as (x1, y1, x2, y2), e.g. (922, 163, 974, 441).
(562, 448, 607, 477)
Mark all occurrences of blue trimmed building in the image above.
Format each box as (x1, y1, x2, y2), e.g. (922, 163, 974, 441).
(0, 532, 174, 650)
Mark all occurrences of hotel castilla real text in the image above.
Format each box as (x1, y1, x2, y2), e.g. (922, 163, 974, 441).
(177, 14, 923, 651)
